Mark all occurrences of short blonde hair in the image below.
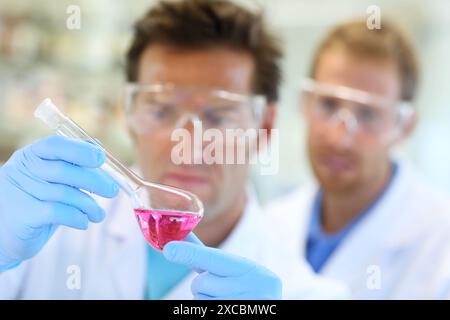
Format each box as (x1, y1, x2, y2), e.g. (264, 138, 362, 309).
(310, 20, 418, 102)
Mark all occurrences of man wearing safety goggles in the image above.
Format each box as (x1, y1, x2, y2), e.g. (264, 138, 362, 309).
(0, 0, 346, 299)
(266, 20, 450, 298)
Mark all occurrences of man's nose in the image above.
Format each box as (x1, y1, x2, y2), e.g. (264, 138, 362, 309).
(174, 115, 204, 164)
(175, 113, 199, 130)
(327, 110, 357, 148)
(334, 109, 358, 133)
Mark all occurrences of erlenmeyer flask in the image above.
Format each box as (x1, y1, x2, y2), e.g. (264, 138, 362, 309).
(34, 98, 204, 251)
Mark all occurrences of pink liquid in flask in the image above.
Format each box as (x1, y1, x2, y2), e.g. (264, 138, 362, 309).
(134, 208, 202, 251)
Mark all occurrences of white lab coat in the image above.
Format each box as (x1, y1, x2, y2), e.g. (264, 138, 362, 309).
(264, 162, 450, 299)
(0, 185, 347, 299)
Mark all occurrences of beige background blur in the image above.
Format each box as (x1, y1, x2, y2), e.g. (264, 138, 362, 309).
(1, 0, 450, 203)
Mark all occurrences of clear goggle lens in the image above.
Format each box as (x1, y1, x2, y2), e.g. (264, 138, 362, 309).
(299, 78, 414, 142)
(125, 83, 267, 134)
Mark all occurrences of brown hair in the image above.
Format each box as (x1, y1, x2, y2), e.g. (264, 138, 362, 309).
(126, 0, 283, 103)
(310, 20, 418, 102)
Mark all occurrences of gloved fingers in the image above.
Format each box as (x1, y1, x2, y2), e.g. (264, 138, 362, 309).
(30, 201, 89, 230)
(196, 291, 278, 300)
(17, 150, 119, 198)
(184, 232, 204, 246)
(45, 184, 106, 223)
(193, 293, 214, 300)
(191, 271, 245, 297)
(193, 293, 245, 300)
(213, 293, 256, 300)
(179, 233, 205, 273)
(216, 287, 282, 300)
(163, 241, 254, 277)
(19, 175, 106, 223)
(29, 135, 105, 168)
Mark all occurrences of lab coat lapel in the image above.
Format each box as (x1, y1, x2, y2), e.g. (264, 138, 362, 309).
(265, 185, 316, 260)
(318, 165, 411, 295)
(101, 192, 147, 299)
(216, 193, 263, 259)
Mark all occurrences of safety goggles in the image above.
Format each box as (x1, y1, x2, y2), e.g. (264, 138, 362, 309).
(299, 78, 414, 142)
(125, 83, 267, 135)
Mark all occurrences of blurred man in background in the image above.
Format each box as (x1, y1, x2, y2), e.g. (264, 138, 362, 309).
(266, 20, 450, 298)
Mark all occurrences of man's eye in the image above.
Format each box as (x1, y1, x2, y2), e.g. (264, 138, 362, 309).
(356, 106, 378, 123)
(149, 104, 173, 119)
(203, 106, 237, 126)
(204, 112, 227, 125)
(318, 96, 339, 113)
(137, 101, 173, 120)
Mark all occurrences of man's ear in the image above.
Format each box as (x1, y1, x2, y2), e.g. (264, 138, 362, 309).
(400, 109, 417, 140)
(404, 109, 417, 137)
(257, 102, 277, 153)
(126, 120, 137, 144)
(392, 108, 417, 145)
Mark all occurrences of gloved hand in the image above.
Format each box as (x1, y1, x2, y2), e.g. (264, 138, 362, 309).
(163, 234, 282, 300)
(0, 135, 119, 271)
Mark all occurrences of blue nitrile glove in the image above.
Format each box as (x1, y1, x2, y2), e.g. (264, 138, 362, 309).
(0, 135, 119, 271)
(163, 233, 282, 300)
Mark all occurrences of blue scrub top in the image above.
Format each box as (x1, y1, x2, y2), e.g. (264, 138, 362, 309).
(306, 163, 399, 272)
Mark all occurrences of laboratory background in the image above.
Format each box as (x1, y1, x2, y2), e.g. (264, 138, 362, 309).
(1, 0, 450, 204)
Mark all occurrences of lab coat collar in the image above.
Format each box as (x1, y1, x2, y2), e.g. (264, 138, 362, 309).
(98, 188, 147, 299)
(103, 190, 137, 241)
(318, 162, 422, 282)
(216, 187, 263, 257)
